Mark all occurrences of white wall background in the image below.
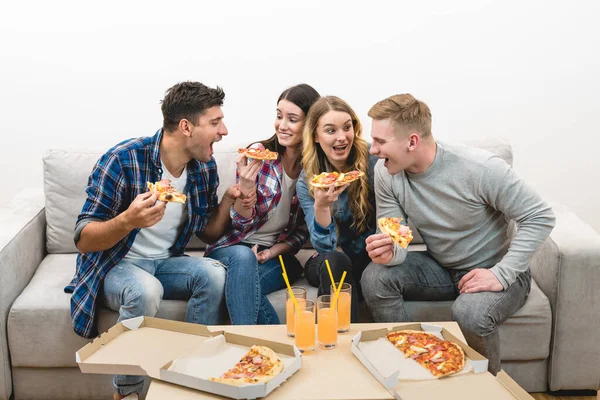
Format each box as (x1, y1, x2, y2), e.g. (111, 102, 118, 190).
(1, 0, 599, 232)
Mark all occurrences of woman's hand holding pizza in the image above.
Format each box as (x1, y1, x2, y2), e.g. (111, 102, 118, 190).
(237, 143, 264, 197)
(313, 183, 349, 210)
(365, 233, 395, 264)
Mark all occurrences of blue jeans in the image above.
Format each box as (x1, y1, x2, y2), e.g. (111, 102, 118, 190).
(102, 255, 226, 396)
(360, 251, 531, 374)
(208, 243, 303, 325)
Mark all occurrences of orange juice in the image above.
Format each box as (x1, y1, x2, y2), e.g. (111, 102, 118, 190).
(286, 287, 307, 338)
(295, 310, 315, 352)
(337, 291, 351, 333)
(286, 298, 306, 337)
(317, 307, 337, 349)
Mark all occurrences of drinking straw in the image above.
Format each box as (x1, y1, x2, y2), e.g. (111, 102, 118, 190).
(279, 255, 299, 310)
(325, 259, 338, 293)
(332, 271, 347, 310)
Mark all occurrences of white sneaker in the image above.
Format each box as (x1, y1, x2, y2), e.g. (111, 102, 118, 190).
(122, 395, 139, 400)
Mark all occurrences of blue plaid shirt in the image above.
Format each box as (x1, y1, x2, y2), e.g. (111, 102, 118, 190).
(64, 129, 219, 338)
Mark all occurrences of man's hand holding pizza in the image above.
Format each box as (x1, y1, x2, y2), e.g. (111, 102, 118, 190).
(365, 233, 395, 265)
(122, 190, 166, 230)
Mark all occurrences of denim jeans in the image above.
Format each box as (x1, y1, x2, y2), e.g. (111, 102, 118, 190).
(360, 251, 531, 374)
(304, 250, 370, 323)
(208, 243, 303, 325)
(102, 255, 226, 396)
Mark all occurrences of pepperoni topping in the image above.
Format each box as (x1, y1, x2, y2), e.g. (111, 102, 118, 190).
(252, 356, 263, 365)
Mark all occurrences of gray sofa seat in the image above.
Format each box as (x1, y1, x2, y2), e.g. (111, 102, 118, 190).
(8, 249, 551, 370)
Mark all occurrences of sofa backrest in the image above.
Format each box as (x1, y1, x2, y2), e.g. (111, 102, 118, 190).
(43, 137, 513, 254)
(43, 142, 243, 253)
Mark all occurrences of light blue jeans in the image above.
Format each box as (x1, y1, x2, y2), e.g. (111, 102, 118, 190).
(102, 255, 226, 396)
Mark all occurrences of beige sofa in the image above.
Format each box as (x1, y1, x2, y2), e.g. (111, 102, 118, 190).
(1, 138, 599, 399)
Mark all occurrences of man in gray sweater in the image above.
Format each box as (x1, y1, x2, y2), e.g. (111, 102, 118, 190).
(361, 94, 555, 374)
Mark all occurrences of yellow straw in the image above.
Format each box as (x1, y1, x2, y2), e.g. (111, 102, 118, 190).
(279, 255, 299, 310)
(332, 271, 347, 310)
(279, 255, 289, 277)
(282, 273, 299, 311)
(325, 259, 337, 293)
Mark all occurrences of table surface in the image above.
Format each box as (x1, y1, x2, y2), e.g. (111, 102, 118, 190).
(146, 321, 465, 400)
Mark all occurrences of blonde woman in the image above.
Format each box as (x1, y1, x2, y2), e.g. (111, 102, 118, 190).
(296, 96, 378, 321)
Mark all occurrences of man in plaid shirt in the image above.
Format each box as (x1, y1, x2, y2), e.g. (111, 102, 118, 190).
(66, 82, 254, 400)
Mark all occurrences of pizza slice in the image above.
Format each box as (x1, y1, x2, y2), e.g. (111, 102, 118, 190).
(309, 170, 364, 188)
(147, 179, 187, 204)
(378, 217, 414, 249)
(335, 170, 365, 185)
(386, 330, 465, 378)
(309, 172, 340, 188)
(238, 147, 279, 161)
(419, 340, 466, 378)
(209, 345, 284, 386)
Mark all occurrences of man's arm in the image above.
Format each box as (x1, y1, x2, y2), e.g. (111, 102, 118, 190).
(199, 187, 237, 244)
(200, 185, 256, 243)
(477, 157, 555, 289)
(367, 161, 409, 266)
(77, 191, 164, 253)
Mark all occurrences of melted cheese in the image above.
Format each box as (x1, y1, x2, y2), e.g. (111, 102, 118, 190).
(410, 345, 428, 354)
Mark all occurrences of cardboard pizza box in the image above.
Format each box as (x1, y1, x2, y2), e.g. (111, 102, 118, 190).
(351, 323, 533, 400)
(76, 316, 302, 399)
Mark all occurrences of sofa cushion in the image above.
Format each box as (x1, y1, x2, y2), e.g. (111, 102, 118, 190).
(404, 278, 552, 360)
(8, 249, 315, 367)
(9, 246, 547, 368)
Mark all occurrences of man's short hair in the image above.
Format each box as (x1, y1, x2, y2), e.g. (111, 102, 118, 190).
(161, 81, 225, 132)
(368, 94, 432, 138)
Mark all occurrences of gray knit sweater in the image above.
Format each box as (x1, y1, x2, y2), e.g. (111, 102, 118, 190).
(375, 141, 556, 288)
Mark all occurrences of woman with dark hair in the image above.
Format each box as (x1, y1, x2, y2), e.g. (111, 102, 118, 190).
(205, 84, 321, 324)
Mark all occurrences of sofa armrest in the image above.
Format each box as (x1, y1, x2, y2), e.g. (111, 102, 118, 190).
(530, 204, 600, 391)
(0, 189, 46, 400)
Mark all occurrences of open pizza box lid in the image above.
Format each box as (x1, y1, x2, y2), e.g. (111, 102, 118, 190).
(76, 316, 302, 399)
(351, 323, 533, 400)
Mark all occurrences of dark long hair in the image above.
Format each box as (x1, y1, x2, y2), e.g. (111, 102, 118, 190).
(259, 84, 320, 154)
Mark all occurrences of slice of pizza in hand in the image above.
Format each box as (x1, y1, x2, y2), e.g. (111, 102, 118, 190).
(378, 217, 414, 249)
(335, 170, 365, 186)
(238, 147, 279, 161)
(209, 345, 284, 386)
(309, 170, 364, 188)
(309, 172, 340, 188)
(147, 179, 187, 204)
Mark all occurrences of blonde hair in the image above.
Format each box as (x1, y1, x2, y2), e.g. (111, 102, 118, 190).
(368, 93, 432, 138)
(301, 96, 373, 235)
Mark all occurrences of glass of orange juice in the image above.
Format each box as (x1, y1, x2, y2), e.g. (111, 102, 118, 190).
(286, 287, 307, 338)
(294, 299, 315, 353)
(317, 295, 338, 349)
(330, 282, 351, 333)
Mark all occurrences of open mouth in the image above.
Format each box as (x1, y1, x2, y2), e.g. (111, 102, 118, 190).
(278, 132, 292, 139)
(332, 144, 348, 154)
(210, 138, 221, 152)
